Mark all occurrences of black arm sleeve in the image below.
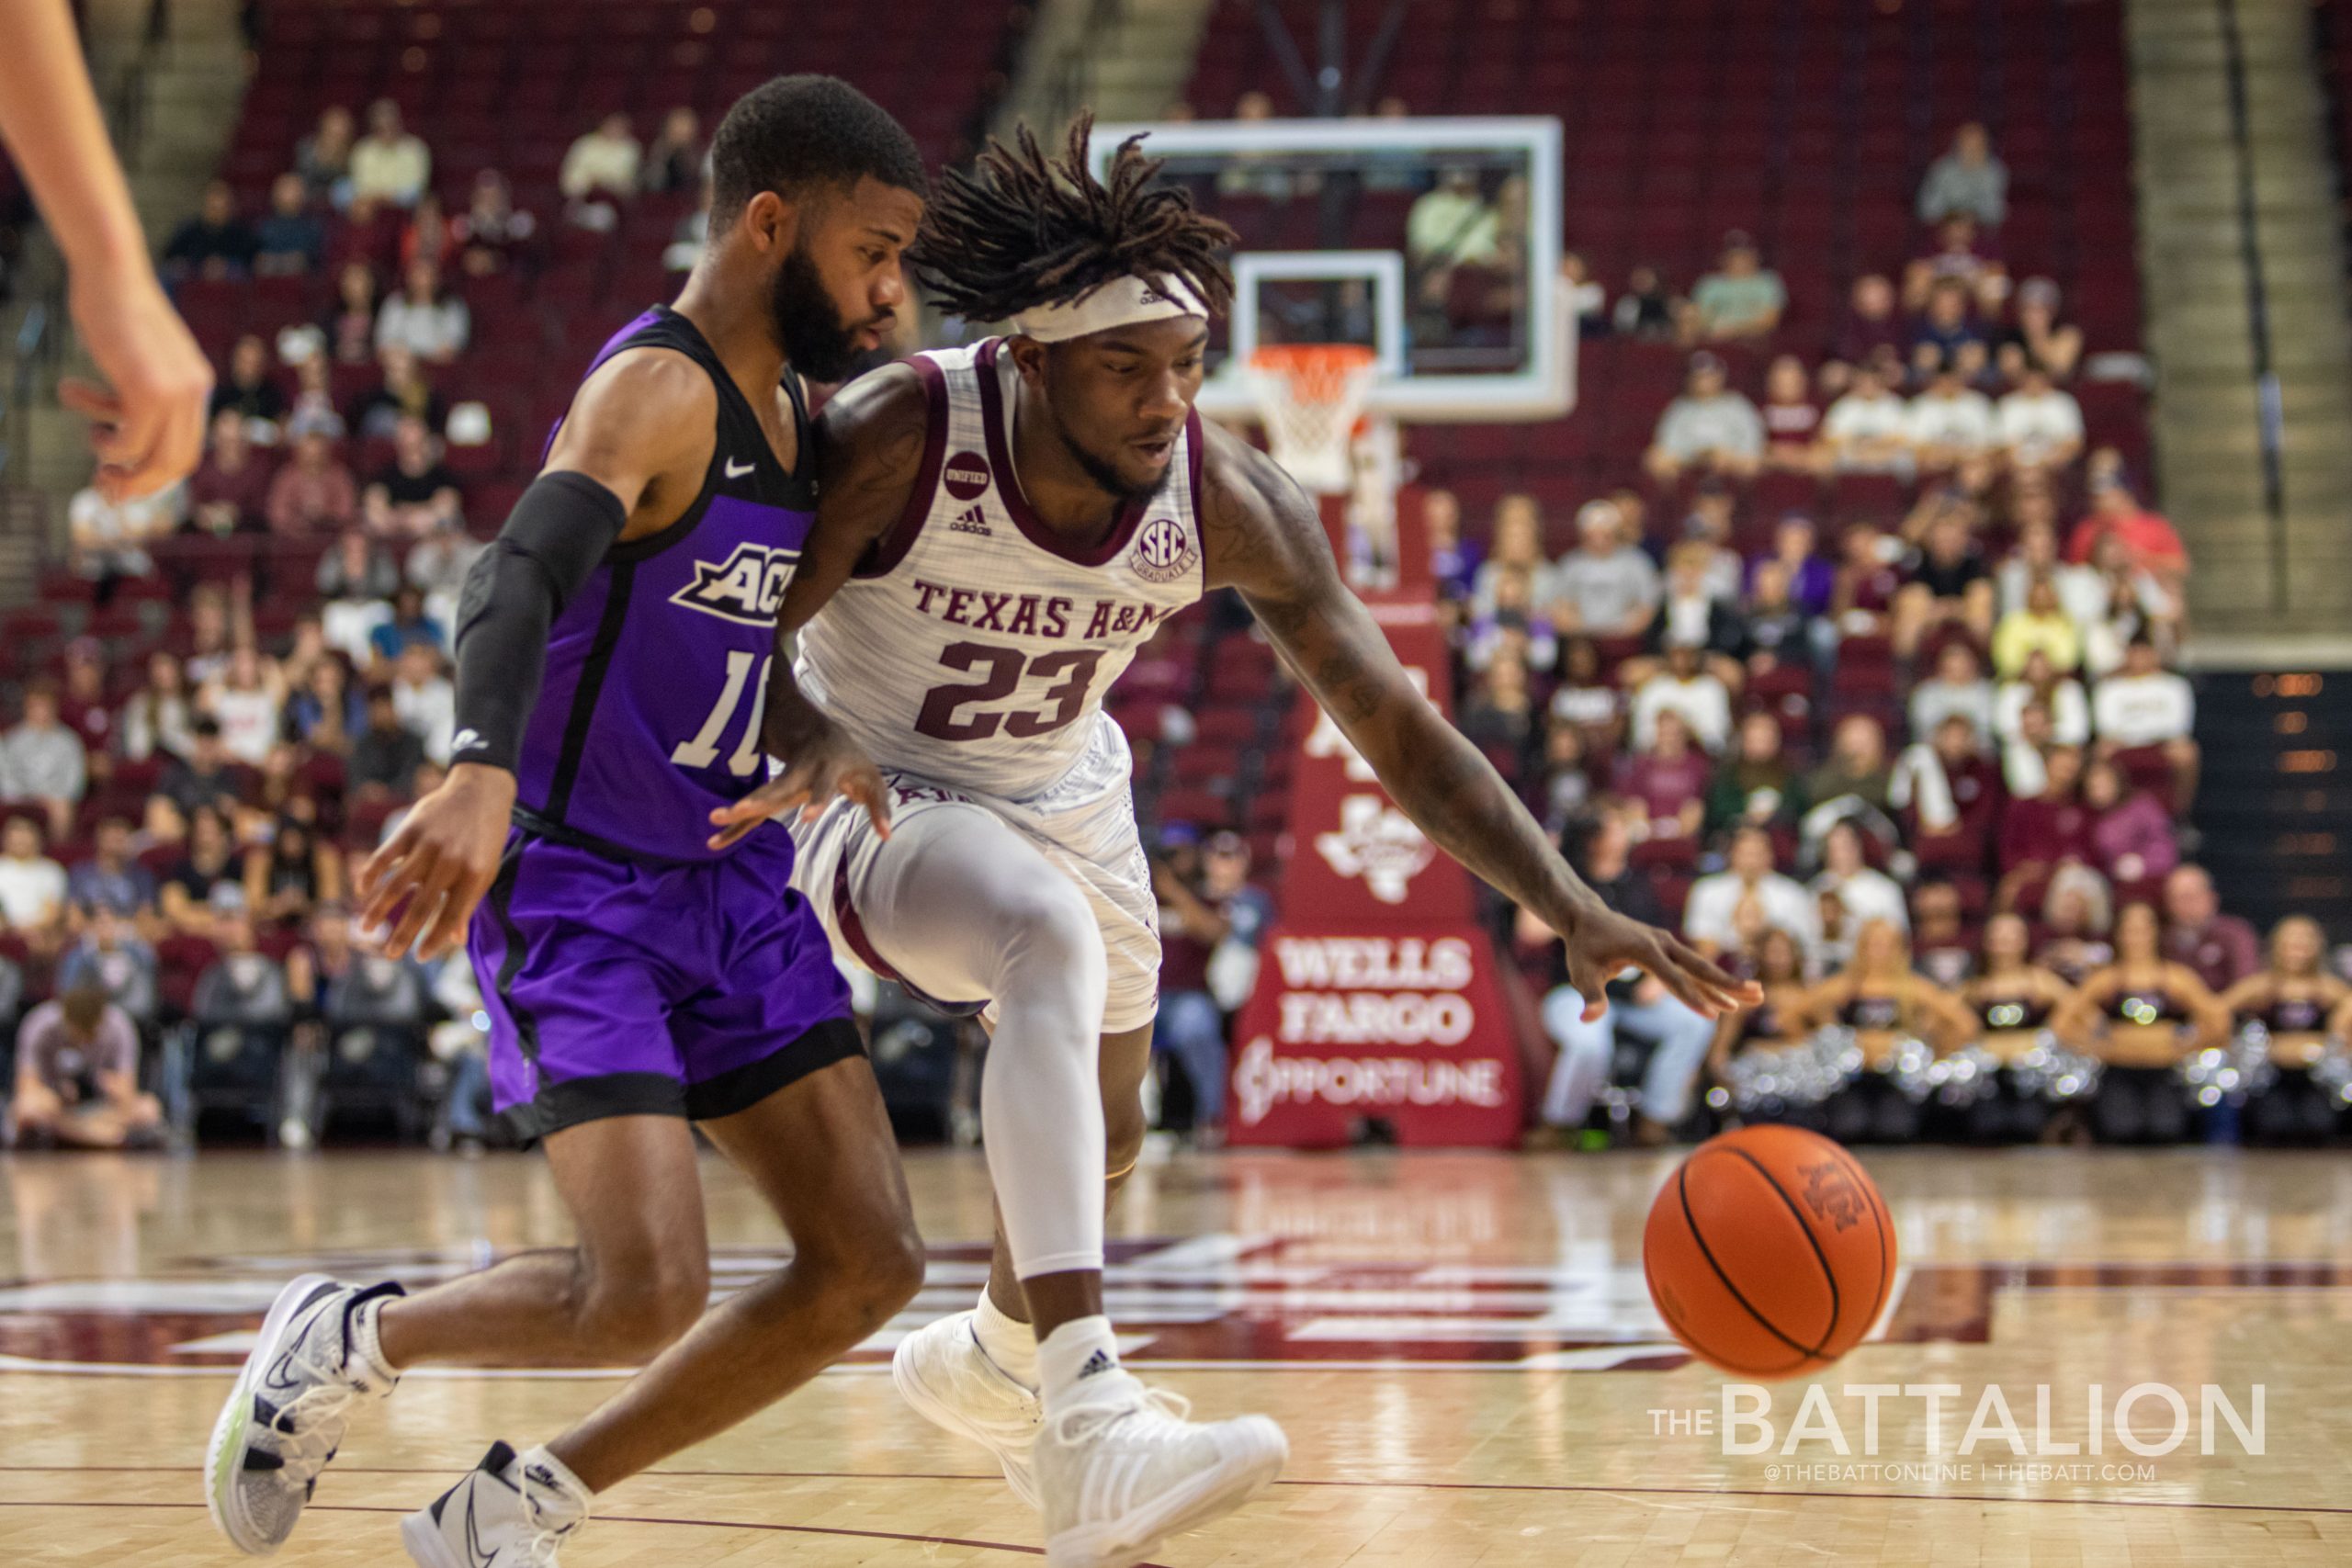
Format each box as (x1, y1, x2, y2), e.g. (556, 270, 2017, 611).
(449, 470, 629, 773)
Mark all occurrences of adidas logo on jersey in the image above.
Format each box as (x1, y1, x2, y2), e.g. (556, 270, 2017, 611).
(949, 504, 991, 536)
(669, 541, 801, 626)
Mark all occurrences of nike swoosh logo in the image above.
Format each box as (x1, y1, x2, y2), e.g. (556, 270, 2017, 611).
(724, 457, 755, 479)
(465, 1487, 497, 1568)
(261, 1349, 303, 1393)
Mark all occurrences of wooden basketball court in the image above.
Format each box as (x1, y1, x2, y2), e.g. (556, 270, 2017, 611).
(4, 1145, 2349, 1566)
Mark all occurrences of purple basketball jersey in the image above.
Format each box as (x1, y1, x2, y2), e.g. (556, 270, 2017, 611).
(514, 306, 812, 863)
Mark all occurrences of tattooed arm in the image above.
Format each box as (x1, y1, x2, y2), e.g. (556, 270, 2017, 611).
(1198, 423, 1756, 1018)
(707, 364, 931, 850)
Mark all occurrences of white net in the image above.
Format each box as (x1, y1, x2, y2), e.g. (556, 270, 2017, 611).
(1245, 345, 1379, 496)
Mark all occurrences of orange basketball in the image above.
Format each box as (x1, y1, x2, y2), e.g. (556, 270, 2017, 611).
(1643, 1125, 1896, 1380)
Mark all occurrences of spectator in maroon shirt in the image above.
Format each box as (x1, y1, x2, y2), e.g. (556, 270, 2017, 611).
(1898, 712, 2002, 861)
(187, 410, 275, 536)
(1997, 743, 2088, 911)
(266, 429, 359, 536)
(58, 640, 114, 781)
(2160, 864, 2260, 992)
(1759, 354, 1826, 474)
(1905, 213, 2007, 315)
(1830, 523, 1904, 639)
(1612, 710, 1710, 842)
(324, 190, 402, 280)
(2081, 757, 2177, 896)
(1825, 274, 1905, 395)
(322, 261, 382, 367)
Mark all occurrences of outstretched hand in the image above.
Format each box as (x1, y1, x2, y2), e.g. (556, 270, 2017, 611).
(1553, 902, 1762, 1022)
(356, 763, 516, 962)
(60, 263, 211, 502)
(707, 718, 891, 852)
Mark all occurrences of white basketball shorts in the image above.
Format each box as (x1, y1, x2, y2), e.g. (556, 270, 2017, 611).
(789, 769, 1162, 1037)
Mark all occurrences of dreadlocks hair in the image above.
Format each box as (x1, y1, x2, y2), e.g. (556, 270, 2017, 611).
(906, 112, 1237, 328)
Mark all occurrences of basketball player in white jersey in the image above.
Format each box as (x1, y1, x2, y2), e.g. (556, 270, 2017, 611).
(709, 119, 1758, 1568)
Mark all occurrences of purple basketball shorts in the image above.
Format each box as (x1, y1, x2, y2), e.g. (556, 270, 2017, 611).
(467, 829, 859, 1138)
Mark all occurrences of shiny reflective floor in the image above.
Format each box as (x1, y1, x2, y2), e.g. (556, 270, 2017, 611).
(5, 1145, 2352, 1565)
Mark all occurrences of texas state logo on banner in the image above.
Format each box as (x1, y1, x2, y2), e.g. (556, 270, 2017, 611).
(1227, 590, 1523, 1148)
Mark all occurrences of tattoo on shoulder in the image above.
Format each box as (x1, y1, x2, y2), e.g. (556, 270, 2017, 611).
(1199, 424, 1328, 596)
(819, 367, 931, 534)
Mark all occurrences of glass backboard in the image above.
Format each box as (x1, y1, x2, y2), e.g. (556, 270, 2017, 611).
(1088, 116, 1573, 423)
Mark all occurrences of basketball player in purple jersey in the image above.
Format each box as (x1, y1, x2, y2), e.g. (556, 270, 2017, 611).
(712, 120, 1761, 1567)
(205, 78, 923, 1568)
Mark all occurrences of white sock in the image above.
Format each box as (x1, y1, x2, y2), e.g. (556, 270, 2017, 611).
(345, 1291, 400, 1392)
(1035, 1316, 1123, 1413)
(509, 1445, 593, 1529)
(972, 1289, 1039, 1390)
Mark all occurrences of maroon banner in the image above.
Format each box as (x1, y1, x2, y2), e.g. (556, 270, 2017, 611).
(1227, 586, 1525, 1148)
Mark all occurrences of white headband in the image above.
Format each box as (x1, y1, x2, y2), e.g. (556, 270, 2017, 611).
(1012, 274, 1208, 344)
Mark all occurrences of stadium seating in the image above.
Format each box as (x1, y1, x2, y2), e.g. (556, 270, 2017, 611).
(1186, 0, 2145, 517)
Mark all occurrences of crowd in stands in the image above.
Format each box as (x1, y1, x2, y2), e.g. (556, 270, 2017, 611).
(98, 97, 689, 575)
(12, 94, 2312, 1156)
(1122, 120, 2328, 1155)
(0, 559, 498, 1151)
(6, 94, 719, 1152)
(1415, 129, 2321, 1153)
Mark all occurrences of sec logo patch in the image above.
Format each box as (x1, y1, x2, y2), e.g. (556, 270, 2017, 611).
(1131, 516, 1196, 584)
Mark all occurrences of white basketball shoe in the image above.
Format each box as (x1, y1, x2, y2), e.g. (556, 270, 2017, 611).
(206, 1273, 403, 1554)
(892, 1308, 1046, 1507)
(1032, 1367, 1288, 1568)
(401, 1442, 589, 1568)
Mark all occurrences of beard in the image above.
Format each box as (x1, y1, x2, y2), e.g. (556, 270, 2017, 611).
(768, 242, 865, 383)
(1052, 408, 1172, 508)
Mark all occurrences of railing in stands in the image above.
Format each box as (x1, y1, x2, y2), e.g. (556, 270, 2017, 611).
(2216, 0, 2290, 613)
(1029, 0, 1133, 141)
(2, 303, 52, 486)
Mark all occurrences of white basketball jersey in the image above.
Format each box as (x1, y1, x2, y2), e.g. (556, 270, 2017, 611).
(797, 338, 1208, 804)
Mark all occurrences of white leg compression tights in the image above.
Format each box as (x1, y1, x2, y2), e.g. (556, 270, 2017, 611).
(854, 804, 1109, 1280)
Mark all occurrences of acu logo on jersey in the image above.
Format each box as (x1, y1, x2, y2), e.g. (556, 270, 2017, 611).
(670, 541, 800, 626)
(1129, 515, 1196, 585)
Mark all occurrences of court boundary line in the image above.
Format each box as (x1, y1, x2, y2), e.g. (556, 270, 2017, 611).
(4, 1469, 2349, 1519)
(0, 1498, 1087, 1558)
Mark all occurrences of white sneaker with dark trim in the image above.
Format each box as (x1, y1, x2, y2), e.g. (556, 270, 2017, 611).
(891, 1308, 1046, 1507)
(205, 1273, 402, 1554)
(401, 1442, 588, 1568)
(1032, 1369, 1287, 1568)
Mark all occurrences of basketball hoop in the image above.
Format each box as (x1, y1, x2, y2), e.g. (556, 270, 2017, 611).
(1245, 344, 1380, 496)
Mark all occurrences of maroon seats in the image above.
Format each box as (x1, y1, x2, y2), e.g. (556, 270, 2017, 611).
(1186, 0, 2147, 527)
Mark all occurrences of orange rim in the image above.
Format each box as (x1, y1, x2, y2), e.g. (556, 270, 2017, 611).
(1248, 343, 1378, 404)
